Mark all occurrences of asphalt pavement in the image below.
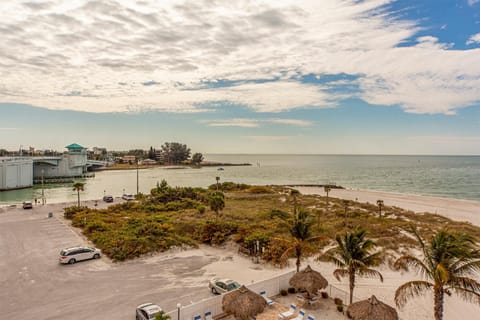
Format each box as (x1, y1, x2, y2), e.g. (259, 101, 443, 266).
(0, 201, 215, 320)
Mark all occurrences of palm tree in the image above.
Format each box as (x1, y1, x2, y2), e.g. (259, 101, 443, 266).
(323, 229, 383, 304)
(394, 228, 480, 320)
(72, 182, 85, 207)
(279, 209, 319, 272)
(290, 189, 300, 214)
(376, 199, 384, 218)
(209, 191, 225, 222)
(322, 185, 331, 228)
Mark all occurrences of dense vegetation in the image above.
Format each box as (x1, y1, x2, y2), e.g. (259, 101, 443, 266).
(64, 181, 480, 264)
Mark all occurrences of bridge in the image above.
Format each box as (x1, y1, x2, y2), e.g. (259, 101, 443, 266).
(86, 160, 107, 170)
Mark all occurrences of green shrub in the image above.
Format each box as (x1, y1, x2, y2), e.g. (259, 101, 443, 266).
(321, 291, 328, 299)
(247, 186, 273, 194)
(337, 305, 343, 312)
(64, 206, 89, 219)
(287, 287, 296, 294)
(197, 220, 238, 245)
(280, 289, 288, 296)
(334, 297, 343, 305)
(197, 205, 206, 214)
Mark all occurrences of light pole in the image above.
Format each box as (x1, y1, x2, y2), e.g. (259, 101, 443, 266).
(136, 159, 139, 195)
(215, 176, 220, 190)
(176, 303, 181, 320)
(41, 169, 45, 205)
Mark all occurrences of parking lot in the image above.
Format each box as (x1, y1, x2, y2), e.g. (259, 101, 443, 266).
(0, 203, 221, 320)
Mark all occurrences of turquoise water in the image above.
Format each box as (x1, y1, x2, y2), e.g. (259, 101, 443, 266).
(1, 155, 479, 204)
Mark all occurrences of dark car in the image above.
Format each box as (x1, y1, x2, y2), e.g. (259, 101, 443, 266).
(103, 195, 114, 203)
(22, 201, 33, 209)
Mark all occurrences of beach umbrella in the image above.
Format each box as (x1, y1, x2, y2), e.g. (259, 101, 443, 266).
(347, 295, 398, 320)
(222, 285, 267, 320)
(289, 265, 328, 297)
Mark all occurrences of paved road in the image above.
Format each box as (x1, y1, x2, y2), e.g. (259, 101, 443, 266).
(0, 202, 215, 320)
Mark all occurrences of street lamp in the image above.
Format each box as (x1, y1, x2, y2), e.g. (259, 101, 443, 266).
(41, 169, 45, 205)
(136, 159, 139, 195)
(176, 303, 181, 320)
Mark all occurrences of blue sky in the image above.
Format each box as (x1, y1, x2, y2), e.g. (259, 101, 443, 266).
(0, 0, 479, 154)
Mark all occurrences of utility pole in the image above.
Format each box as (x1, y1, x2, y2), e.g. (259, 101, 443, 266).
(136, 159, 139, 195)
(41, 169, 45, 205)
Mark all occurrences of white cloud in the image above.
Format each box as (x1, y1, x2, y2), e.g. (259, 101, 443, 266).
(467, 33, 480, 45)
(468, 0, 479, 6)
(204, 117, 313, 128)
(0, 0, 479, 115)
(268, 119, 313, 126)
(206, 119, 259, 128)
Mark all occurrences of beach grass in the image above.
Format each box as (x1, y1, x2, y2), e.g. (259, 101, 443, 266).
(63, 183, 480, 262)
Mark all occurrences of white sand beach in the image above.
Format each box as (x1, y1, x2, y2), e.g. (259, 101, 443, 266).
(297, 186, 480, 226)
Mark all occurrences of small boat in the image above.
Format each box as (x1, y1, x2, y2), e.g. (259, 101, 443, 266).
(217, 167, 224, 171)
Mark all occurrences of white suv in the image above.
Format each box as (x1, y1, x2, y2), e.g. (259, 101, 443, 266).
(136, 303, 162, 320)
(59, 246, 101, 264)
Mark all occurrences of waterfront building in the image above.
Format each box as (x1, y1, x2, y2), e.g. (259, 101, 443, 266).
(33, 143, 88, 178)
(0, 157, 33, 190)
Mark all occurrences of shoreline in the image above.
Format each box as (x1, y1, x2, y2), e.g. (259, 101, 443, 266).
(93, 161, 252, 171)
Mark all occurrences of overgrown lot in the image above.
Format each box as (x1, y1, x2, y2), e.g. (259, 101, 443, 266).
(64, 181, 480, 262)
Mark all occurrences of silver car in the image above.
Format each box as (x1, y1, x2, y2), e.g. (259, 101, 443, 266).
(209, 278, 241, 294)
(136, 303, 162, 320)
(59, 246, 101, 264)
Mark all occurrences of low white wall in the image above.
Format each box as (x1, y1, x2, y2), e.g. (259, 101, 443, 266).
(165, 270, 296, 320)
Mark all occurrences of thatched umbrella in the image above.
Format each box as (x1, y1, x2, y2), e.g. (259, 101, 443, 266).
(222, 285, 267, 320)
(289, 265, 328, 297)
(347, 295, 398, 320)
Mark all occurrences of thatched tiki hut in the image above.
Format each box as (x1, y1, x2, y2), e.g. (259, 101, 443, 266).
(222, 285, 267, 320)
(347, 295, 398, 320)
(289, 265, 328, 297)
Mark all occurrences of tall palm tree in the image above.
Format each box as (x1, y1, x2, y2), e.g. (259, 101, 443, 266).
(209, 191, 225, 222)
(279, 209, 319, 272)
(394, 228, 480, 320)
(322, 185, 331, 228)
(290, 189, 300, 214)
(376, 199, 384, 218)
(72, 182, 85, 207)
(323, 229, 383, 304)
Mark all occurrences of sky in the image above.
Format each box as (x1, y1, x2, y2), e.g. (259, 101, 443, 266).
(0, 0, 479, 154)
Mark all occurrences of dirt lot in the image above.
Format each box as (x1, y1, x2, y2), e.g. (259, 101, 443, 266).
(0, 201, 221, 320)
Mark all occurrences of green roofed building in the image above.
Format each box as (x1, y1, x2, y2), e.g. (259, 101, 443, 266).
(65, 143, 85, 151)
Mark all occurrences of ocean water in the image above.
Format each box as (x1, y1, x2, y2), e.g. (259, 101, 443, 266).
(1, 155, 479, 204)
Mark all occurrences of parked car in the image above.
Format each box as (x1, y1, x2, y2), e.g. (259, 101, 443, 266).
(136, 303, 162, 320)
(122, 194, 135, 201)
(209, 278, 241, 294)
(59, 246, 101, 264)
(103, 195, 114, 202)
(22, 201, 33, 209)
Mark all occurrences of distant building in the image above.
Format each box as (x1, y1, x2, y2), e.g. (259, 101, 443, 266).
(92, 147, 107, 155)
(120, 155, 136, 164)
(0, 157, 33, 190)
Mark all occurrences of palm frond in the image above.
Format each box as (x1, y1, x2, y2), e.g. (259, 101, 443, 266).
(357, 268, 384, 282)
(333, 268, 349, 281)
(395, 280, 433, 308)
(394, 255, 430, 279)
